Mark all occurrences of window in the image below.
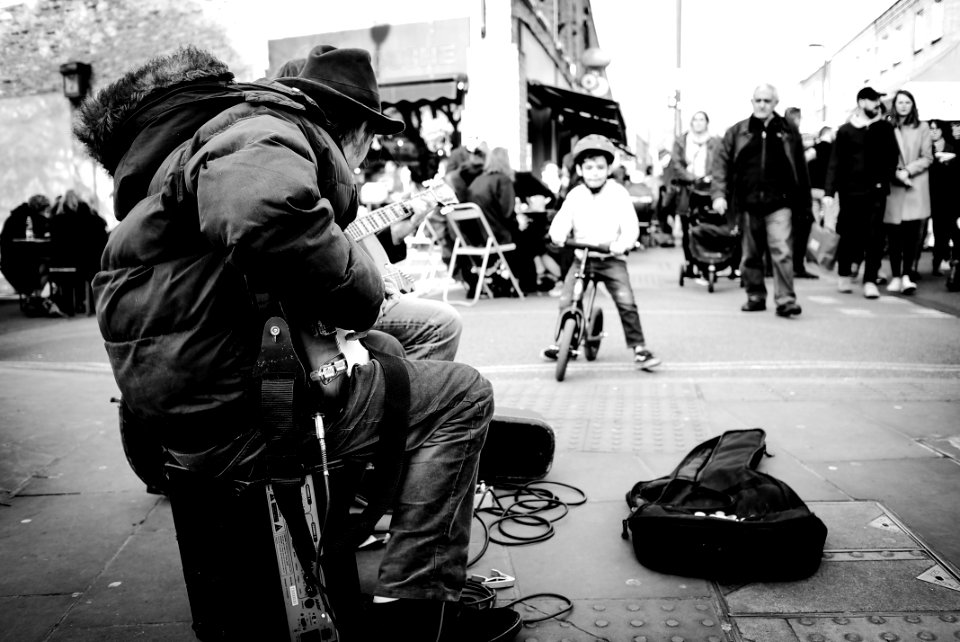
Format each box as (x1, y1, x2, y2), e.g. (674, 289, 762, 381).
(892, 25, 904, 66)
(914, 9, 926, 53)
(930, 0, 945, 42)
(879, 32, 891, 70)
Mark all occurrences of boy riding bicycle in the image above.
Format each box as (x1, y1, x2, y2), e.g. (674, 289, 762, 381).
(540, 135, 662, 370)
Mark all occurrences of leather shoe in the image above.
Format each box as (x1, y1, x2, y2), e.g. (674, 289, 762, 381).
(776, 301, 802, 317)
(370, 599, 521, 642)
(741, 299, 766, 312)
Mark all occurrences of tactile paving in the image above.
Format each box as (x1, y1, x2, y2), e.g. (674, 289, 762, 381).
(738, 613, 960, 642)
(491, 376, 710, 453)
(510, 597, 734, 642)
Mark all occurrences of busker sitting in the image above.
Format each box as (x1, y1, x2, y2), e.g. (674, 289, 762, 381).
(75, 44, 521, 641)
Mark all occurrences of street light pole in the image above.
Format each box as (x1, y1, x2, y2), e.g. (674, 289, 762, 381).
(808, 44, 827, 126)
(674, 0, 682, 139)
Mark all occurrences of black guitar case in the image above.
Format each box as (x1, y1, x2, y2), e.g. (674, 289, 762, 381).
(622, 428, 828, 583)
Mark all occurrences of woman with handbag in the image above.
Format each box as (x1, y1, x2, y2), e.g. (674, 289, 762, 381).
(883, 90, 933, 294)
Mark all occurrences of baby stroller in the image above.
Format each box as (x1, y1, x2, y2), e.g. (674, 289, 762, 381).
(678, 197, 740, 293)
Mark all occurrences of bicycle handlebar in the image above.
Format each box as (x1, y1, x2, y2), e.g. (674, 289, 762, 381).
(563, 241, 611, 254)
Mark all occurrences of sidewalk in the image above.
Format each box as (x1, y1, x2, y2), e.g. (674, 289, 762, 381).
(1, 244, 959, 641)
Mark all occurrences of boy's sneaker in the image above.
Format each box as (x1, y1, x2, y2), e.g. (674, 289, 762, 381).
(863, 282, 880, 299)
(541, 345, 577, 361)
(886, 277, 902, 293)
(837, 276, 853, 293)
(901, 274, 917, 293)
(634, 348, 661, 370)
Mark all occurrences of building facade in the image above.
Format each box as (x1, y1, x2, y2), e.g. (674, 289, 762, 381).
(0, 0, 626, 237)
(266, 0, 625, 179)
(800, 0, 960, 129)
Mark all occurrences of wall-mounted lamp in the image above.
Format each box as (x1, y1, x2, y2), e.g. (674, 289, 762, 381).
(59, 61, 93, 106)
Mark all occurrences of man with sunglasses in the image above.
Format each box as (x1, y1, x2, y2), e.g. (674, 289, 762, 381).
(712, 83, 812, 318)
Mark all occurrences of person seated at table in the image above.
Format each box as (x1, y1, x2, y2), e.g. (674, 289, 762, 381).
(50, 189, 108, 283)
(1, 194, 65, 316)
(466, 147, 539, 295)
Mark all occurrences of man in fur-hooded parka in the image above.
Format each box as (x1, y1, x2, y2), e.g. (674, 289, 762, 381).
(75, 47, 383, 468)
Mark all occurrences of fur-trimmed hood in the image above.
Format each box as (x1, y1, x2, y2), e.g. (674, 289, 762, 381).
(74, 46, 233, 175)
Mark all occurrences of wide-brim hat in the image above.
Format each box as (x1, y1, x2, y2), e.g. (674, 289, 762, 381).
(278, 45, 404, 136)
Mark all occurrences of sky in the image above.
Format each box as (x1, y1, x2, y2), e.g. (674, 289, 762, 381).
(591, 0, 895, 150)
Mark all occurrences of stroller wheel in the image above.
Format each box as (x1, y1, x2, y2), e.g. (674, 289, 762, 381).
(708, 270, 716, 293)
(679, 265, 685, 286)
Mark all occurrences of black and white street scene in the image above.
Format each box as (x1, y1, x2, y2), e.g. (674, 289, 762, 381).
(2, 1, 960, 640)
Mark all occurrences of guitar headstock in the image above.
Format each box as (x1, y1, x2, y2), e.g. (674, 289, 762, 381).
(422, 178, 459, 206)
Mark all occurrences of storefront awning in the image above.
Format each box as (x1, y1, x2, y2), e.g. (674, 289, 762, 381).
(379, 76, 467, 108)
(527, 81, 627, 144)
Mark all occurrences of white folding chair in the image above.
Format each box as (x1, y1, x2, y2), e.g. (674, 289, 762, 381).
(441, 203, 525, 306)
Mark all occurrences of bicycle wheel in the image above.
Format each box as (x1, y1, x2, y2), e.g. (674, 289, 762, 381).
(555, 317, 577, 382)
(584, 306, 603, 361)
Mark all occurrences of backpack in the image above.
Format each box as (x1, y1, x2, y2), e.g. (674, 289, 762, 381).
(622, 428, 827, 583)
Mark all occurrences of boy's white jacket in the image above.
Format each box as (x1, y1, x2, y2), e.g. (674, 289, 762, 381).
(548, 180, 640, 255)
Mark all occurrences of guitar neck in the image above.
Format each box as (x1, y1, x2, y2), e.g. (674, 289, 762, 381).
(346, 200, 416, 242)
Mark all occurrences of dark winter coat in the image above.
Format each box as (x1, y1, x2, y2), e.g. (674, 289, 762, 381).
(74, 48, 383, 447)
(711, 113, 812, 222)
(467, 171, 517, 243)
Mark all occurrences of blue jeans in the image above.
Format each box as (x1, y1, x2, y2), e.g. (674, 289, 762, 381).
(328, 357, 493, 601)
(557, 255, 646, 347)
(741, 207, 796, 306)
(374, 297, 462, 361)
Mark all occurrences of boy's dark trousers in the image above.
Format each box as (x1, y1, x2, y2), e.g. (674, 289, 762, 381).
(556, 255, 646, 347)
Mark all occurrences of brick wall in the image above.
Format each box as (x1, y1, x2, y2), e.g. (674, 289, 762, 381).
(0, 0, 252, 264)
(0, 0, 246, 99)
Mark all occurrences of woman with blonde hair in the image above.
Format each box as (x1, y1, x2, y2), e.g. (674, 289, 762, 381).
(884, 89, 933, 294)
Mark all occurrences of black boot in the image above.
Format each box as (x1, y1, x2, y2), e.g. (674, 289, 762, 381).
(369, 598, 522, 641)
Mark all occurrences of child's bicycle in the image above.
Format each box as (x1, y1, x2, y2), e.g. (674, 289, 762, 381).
(551, 241, 611, 382)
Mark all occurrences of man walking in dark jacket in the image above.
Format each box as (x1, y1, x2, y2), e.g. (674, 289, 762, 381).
(76, 45, 520, 642)
(712, 83, 810, 317)
(823, 86, 900, 298)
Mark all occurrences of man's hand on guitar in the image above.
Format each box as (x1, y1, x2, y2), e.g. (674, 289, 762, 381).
(380, 280, 402, 318)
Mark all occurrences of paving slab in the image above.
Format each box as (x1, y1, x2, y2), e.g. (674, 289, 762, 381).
(0, 595, 77, 642)
(545, 451, 649, 503)
(852, 400, 960, 439)
(17, 425, 143, 496)
(0, 492, 160, 596)
(508, 500, 713, 600)
(724, 558, 960, 613)
(61, 501, 190, 629)
(716, 400, 936, 462)
(48, 622, 196, 641)
(808, 458, 960, 569)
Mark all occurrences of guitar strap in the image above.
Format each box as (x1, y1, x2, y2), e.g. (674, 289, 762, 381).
(254, 314, 325, 594)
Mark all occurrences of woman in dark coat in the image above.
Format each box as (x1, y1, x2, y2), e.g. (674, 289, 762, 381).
(928, 119, 958, 275)
(466, 147, 537, 293)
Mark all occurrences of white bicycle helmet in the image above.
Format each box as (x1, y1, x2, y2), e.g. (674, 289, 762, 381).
(572, 134, 617, 166)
